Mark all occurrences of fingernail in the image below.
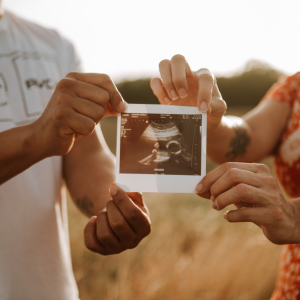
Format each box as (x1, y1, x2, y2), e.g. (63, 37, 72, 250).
(199, 101, 208, 112)
(223, 211, 229, 220)
(214, 201, 219, 210)
(170, 90, 179, 100)
(212, 201, 217, 209)
(118, 101, 127, 112)
(90, 216, 97, 223)
(164, 97, 172, 104)
(179, 88, 187, 98)
(110, 186, 118, 196)
(195, 183, 203, 193)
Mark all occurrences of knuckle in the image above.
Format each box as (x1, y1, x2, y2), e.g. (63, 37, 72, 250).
(105, 200, 115, 212)
(257, 163, 270, 173)
(221, 162, 234, 173)
(127, 209, 142, 223)
(110, 220, 125, 232)
(112, 90, 121, 103)
(271, 207, 284, 222)
(102, 90, 110, 103)
(171, 54, 185, 63)
(56, 78, 74, 90)
(96, 230, 111, 244)
(100, 73, 112, 84)
(227, 168, 239, 182)
(235, 183, 249, 196)
(265, 175, 278, 188)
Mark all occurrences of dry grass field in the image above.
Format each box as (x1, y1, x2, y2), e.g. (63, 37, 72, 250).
(67, 106, 283, 300)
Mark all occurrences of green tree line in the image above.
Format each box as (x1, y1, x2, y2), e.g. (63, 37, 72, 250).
(117, 60, 284, 107)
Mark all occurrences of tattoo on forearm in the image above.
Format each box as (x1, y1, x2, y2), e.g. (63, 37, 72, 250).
(76, 196, 94, 218)
(225, 127, 251, 160)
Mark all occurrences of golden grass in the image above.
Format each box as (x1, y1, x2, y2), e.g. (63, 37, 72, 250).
(68, 106, 283, 300)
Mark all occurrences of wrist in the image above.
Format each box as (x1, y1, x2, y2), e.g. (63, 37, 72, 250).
(24, 120, 49, 161)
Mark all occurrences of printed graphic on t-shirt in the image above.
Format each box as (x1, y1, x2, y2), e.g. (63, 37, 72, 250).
(13, 52, 62, 117)
(0, 51, 63, 131)
(0, 72, 13, 122)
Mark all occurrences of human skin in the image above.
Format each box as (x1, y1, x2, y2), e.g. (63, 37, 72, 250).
(0, 72, 126, 185)
(197, 162, 300, 245)
(0, 71, 151, 254)
(151, 54, 298, 245)
(151, 54, 290, 164)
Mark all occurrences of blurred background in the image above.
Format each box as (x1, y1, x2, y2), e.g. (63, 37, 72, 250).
(5, 0, 300, 299)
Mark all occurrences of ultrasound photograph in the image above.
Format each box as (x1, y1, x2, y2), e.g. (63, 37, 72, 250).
(120, 113, 202, 176)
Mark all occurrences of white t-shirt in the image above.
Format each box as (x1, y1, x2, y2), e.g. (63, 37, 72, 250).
(0, 11, 81, 300)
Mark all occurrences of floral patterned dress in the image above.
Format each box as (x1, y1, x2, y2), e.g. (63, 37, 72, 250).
(262, 72, 300, 299)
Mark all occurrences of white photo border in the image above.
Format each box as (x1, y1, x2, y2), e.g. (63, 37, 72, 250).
(116, 104, 207, 193)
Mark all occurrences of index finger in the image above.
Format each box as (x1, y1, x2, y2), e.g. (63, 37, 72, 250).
(67, 72, 127, 113)
(195, 68, 215, 113)
(109, 185, 151, 235)
(84, 216, 107, 254)
(195, 162, 260, 198)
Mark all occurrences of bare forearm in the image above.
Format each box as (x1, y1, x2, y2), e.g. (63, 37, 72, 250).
(207, 116, 254, 164)
(208, 101, 290, 164)
(207, 115, 271, 164)
(63, 129, 116, 217)
(0, 123, 44, 185)
(64, 152, 115, 217)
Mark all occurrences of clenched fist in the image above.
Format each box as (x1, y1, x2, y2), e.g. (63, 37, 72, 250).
(84, 185, 151, 255)
(33, 72, 126, 157)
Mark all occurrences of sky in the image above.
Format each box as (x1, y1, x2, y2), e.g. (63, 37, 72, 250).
(4, 0, 300, 83)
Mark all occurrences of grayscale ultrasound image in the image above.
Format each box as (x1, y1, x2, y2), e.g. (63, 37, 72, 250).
(120, 113, 202, 175)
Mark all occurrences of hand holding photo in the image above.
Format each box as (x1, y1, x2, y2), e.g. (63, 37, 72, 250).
(116, 104, 207, 193)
